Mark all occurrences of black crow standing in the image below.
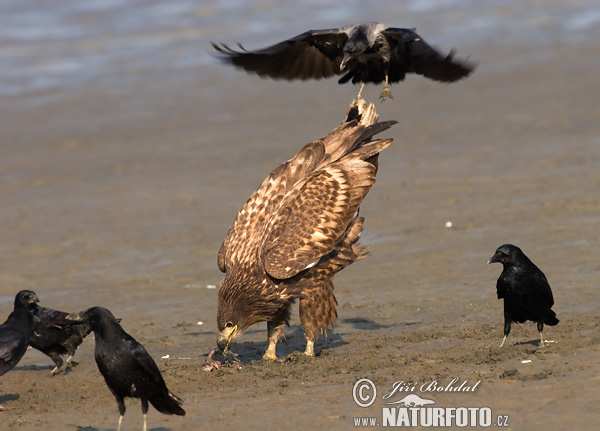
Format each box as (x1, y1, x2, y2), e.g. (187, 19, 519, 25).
(14, 290, 91, 375)
(67, 307, 184, 431)
(0, 308, 37, 376)
(212, 22, 474, 101)
(488, 244, 559, 347)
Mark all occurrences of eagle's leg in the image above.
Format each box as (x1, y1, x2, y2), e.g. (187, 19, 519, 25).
(304, 339, 315, 357)
(379, 75, 393, 102)
(356, 83, 365, 100)
(299, 279, 337, 357)
(263, 322, 285, 360)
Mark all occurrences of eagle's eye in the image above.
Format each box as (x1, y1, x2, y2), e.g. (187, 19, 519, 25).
(225, 321, 234, 328)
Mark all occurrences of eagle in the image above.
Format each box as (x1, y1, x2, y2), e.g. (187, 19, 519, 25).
(216, 99, 396, 359)
(212, 22, 474, 101)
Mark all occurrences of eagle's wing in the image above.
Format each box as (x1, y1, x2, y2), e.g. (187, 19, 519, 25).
(218, 101, 394, 277)
(212, 29, 347, 80)
(383, 28, 474, 83)
(218, 139, 328, 274)
(261, 133, 393, 280)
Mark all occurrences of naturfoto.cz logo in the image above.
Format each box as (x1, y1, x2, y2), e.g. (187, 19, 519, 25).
(352, 378, 510, 428)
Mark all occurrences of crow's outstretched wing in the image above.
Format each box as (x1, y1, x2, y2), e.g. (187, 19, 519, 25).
(212, 29, 347, 80)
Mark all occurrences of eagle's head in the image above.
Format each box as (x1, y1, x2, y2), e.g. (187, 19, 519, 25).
(216, 307, 243, 354)
(216, 273, 292, 354)
(216, 278, 262, 354)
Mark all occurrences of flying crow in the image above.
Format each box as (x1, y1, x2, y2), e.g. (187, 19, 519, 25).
(14, 290, 91, 375)
(67, 307, 184, 431)
(488, 244, 559, 348)
(212, 22, 474, 101)
(0, 309, 37, 376)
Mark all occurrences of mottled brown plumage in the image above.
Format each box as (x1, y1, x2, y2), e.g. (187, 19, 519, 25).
(216, 99, 396, 358)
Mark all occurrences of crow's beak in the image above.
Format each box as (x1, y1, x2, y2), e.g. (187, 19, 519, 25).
(340, 53, 351, 71)
(487, 252, 501, 264)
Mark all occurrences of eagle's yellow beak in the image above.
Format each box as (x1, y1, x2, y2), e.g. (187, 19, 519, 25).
(217, 324, 238, 354)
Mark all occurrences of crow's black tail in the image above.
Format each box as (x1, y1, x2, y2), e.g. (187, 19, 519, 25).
(150, 390, 186, 416)
(544, 310, 559, 326)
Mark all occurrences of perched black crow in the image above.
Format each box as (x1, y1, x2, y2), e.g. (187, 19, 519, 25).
(488, 244, 559, 347)
(13, 290, 92, 375)
(212, 22, 474, 101)
(0, 309, 37, 376)
(67, 307, 184, 431)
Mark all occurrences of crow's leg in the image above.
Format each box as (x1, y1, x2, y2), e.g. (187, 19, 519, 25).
(379, 74, 393, 101)
(537, 322, 546, 347)
(500, 318, 511, 348)
(356, 83, 365, 100)
(142, 398, 149, 431)
(48, 353, 65, 376)
(116, 396, 126, 431)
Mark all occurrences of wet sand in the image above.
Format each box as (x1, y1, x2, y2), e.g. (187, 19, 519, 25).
(1, 1, 599, 430)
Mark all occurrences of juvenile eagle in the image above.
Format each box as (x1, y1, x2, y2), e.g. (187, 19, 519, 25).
(488, 244, 559, 348)
(212, 22, 474, 101)
(216, 99, 396, 359)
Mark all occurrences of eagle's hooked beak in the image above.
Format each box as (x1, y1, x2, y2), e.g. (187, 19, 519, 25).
(217, 324, 238, 354)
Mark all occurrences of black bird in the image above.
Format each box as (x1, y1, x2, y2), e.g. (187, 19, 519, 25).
(0, 309, 37, 376)
(212, 22, 474, 101)
(67, 307, 185, 431)
(488, 244, 559, 348)
(13, 290, 92, 375)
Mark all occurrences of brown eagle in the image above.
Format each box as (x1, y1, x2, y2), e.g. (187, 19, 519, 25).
(216, 99, 396, 359)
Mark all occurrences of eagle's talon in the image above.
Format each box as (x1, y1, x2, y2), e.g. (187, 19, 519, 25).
(304, 340, 315, 357)
(262, 352, 278, 361)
